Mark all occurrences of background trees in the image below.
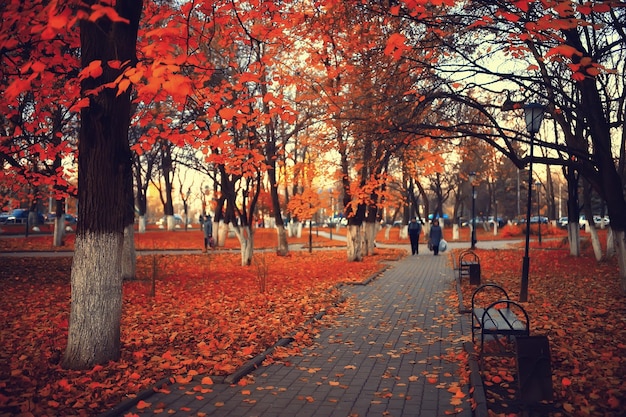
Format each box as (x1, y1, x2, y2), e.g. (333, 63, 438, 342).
(382, 0, 626, 288)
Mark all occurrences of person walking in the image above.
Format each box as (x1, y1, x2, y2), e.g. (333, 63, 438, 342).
(429, 219, 443, 256)
(202, 214, 213, 252)
(407, 217, 423, 255)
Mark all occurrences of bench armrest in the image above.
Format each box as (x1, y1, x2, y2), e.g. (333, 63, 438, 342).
(471, 283, 509, 310)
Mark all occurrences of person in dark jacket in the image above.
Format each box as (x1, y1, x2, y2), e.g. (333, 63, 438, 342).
(429, 219, 443, 256)
(407, 217, 422, 255)
(202, 214, 213, 252)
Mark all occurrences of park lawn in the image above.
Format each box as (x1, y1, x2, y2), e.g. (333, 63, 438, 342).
(0, 221, 575, 252)
(456, 246, 625, 417)
(0, 227, 346, 252)
(0, 248, 402, 417)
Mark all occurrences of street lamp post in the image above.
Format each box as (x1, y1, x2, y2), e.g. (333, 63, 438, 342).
(536, 181, 542, 246)
(520, 103, 545, 302)
(469, 172, 477, 250)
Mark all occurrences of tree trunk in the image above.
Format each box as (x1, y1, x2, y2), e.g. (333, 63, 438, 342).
(53, 216, 65, 247)
(166, 214, 176, 230)
(346, 225, 363, 262)
(452, 224, 459, 240)
(122, 225, 136, 280)
(606, 228, 615, 258)
(216, 219, 227, 248)
(587, 224, 602, 261)
(275, 225, 289, 256)
(232, 225, 253, 266)
(362, 221, 377, 256)
(64, 232, 123, 367)
(614, 230, 626, 293)
(567, 223, 581, 256)
(63, 0, 142, 370)
(137, 215, 147, 233)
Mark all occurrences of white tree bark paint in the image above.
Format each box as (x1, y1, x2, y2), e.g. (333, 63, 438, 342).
(346, 225, 363, 262)
(53, 216, 65, 247)
(63, 232, 123, 368)
(122, 225, 136, 280)
(567, 223, 581, 256)
(232, 225, 254, 266)
(137, 215, 146, 233)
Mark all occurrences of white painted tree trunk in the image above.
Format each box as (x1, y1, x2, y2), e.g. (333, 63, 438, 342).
(606, 228, 615, 258)
(294, 221, 302, 238)
(122, 225, 136, 280)
(588, 225, 603, 261)
(63, 232, 123, 368)
(384, 225, 391, 240)
(452, 224, 459, 240)
(567, 223, 581, 256)
(346, 225, 363, 262)
(614, 230, 626, 293)
(53, 216, 65, 247)
(362, 221, 377, 256)
(137, 215, 146, 233)
(216, 220, 228, 247)
(399, 225, 408, 240)
(166, 214, 175, 231)
(275, 225, 289, 256)
(232, 225, 253, 266)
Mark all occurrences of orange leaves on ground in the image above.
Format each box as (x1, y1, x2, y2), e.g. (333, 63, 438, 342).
(0, 226, 348, 252)
(135, 400, 151, 410)
(0, 248, 393, 416)
(456, 246, 626, 416)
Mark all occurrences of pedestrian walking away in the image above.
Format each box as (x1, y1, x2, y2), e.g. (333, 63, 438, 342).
(429, 219, 443, 256)
(407, 217, 422, 255)
(202, 214, 213, 252)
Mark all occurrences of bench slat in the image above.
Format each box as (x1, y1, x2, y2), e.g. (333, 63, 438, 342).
(480, 308, 527, 332)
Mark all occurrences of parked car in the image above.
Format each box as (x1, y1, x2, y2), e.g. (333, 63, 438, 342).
(558, 217, 568, 228)
(529, 216, 549, 224)
(0, 212, 9, 224)
(593, 215, 610, 227)
(47, 213, 77, 224)
(2, 209, 45, 225)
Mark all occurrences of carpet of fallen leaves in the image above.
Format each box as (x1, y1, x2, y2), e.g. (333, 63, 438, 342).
(0, 221, 568, 251)
(0, 229, 403, 417)
(456, 244, 626, 417)
(0, 225, 350, 252)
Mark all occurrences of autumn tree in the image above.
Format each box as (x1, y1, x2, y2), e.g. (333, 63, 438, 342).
(0, 2, 81, 244)
(387, 0, 626, 291)
(290, 2, 445, 260)
(62, 0, 143, 369)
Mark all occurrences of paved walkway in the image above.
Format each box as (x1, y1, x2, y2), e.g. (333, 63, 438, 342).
(105, 246, 482, 417)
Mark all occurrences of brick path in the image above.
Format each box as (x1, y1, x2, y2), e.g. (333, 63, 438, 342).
(106, 247, 477, 417)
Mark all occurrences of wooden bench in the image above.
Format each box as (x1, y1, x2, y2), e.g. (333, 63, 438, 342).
(471, 284, 530, 358)
(458, 249, 481, 285)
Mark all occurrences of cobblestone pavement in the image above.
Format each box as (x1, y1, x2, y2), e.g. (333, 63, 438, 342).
(108, 249, 477, 417)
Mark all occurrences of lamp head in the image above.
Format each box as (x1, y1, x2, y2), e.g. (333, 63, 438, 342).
(469, 171, 476, 184)
(524, 103, 545, 134)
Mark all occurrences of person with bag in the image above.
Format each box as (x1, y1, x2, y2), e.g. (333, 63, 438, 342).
(407, 217, 423, 255)
(202, 214, 214, 252)
(429, 219, 443, 256)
